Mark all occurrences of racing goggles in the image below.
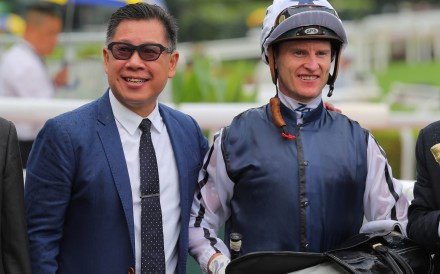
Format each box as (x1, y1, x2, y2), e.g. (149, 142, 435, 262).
(275, 5, 339, 27)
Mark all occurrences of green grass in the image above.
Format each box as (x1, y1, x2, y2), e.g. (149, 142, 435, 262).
(372, 61, 440, 178)
(370, 129, 420, 179)
(374, 61, 440, 97)
(171, 57, 258, 103)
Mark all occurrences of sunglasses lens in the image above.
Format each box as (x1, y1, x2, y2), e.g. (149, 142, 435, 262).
(111, 43, 134, 60)
(109, 43, 168, 61)
(139, 45, 161, 61)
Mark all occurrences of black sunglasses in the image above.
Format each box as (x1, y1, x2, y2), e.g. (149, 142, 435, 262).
(275, 5, 339, 27)
(107, 42, 174, 61)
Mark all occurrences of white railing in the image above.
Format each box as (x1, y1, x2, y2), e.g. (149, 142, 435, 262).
(0, 97, 395, 132)
(0, 97, 436, 181)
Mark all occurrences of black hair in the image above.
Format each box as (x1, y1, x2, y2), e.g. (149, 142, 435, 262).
(106, 3, 178, 50)
(26, 2, 61, 19)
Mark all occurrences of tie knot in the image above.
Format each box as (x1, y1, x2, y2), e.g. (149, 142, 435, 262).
(294, 103, 311, 113)
(139, 119, 152, 133)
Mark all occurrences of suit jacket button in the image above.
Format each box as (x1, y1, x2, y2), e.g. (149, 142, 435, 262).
(128, 266, 135, 274)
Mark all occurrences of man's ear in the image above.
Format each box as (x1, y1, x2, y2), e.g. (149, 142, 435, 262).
(103, 48, 109, 74)
(167, 51, 180, 78)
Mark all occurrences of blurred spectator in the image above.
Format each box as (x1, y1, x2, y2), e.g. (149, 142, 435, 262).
(0, 3, 68, 168)
(334, 52, 356, 88)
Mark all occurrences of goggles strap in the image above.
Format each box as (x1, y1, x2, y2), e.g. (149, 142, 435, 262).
(268, 46, 277, 85)
(268, 46, 296, 140)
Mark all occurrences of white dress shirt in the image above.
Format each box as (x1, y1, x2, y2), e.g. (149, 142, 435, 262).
(0, 40, 55, 140)
(110, 91, 180, 274)
(188, 93, 409, 273)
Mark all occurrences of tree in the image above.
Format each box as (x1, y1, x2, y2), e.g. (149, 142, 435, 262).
(167, 0, 271, 42)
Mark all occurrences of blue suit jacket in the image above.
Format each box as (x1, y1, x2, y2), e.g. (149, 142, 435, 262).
(25, 91, 209, 274)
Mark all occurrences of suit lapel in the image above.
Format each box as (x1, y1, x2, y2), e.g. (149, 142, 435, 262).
(96, 91, 136, 256)
(159, 105, 190, 218)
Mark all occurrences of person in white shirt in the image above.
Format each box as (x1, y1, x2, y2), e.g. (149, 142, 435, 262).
(188, 1, 409, 273)
(0, 3, 68, 167)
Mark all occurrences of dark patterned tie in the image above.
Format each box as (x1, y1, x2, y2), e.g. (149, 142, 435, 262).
(139, 119, 165, 274)
(294, 103, 312, 118)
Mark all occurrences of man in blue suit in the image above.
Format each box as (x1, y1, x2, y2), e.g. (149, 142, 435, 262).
(25, 3, 209, 274)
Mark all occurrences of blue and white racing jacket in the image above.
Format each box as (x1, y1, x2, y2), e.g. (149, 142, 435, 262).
(189, 95, 408, 274)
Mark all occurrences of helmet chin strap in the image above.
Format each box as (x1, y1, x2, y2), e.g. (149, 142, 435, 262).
(327, 46, 342, 97)
(328, 83, 334, 97)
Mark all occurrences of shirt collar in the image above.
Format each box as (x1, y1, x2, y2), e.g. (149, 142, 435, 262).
(19, 39, 44, 63)
(20, 39, 36, 52)
(278, 92, 322, 112)
(109, 90, 162, 135)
